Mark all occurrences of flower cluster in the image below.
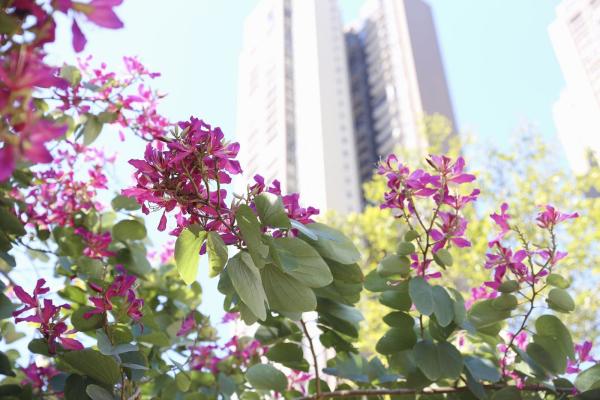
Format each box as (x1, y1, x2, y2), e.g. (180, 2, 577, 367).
(21, 361, 60, 393)
(189, 336, 267, 374)
(123, 117, 241, 240)
(12, 279, 83, 353)
(377, 154, 478, 278)
(250, 175, 319, 225)
(567, 341, 597, 373)
(0, 0, 124, 181)
(84, 266, 144, 322)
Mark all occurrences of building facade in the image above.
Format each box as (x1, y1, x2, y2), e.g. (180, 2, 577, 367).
(346, 0, 456, 188)
(549, 0, 600, 174)
(235, 0, 361, 213)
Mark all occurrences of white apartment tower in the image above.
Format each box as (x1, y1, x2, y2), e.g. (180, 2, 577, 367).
(549, 0, 600, 174)
(235, 0, 361, 213)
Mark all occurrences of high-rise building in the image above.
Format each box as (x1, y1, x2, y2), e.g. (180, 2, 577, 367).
(549, 0, 600, 174)
(346, 0, 456, 186)
(235, 0, 361, 213)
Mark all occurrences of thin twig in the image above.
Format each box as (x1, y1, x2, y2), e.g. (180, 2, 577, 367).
(300, 318, 321, 399)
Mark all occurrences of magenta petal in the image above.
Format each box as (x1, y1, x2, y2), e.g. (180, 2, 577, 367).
(0, 145, 15, 181)
(451, 237, 471, 248)
(59, 337, 84, 350)
(71, 19, 87, 52)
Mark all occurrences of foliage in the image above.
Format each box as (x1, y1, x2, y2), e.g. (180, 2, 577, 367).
(1, 2, 599, 400)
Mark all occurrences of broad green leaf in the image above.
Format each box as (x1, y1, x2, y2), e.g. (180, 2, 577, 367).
(207, 232, 228, 278)
(290, 220, 317, 240)
(414, 340, 463, 381)
(60, 65, 82, 87)
(176, 372, 191, 392)
(380, 287, 412, 311)
(377, 254, 410, 278)
(365, 269, 392, 292)
(96, 330, 137, 355)
(85, 384, 115, 400)
(266, 342, 308, 371)
(405, 230, 419, 241)
(491, 294, 518, 311)
(397, 242, 416, 256)
(0, 293, 17, 320)
(575, 364, 600, 392)
(547, 288, 575, 313)
(112, 219, 146, 241)
(64, 374, 92, 400)
(433, 248, 453, 267)
(71, 307, 103, 331)
(175, 228, 206, 284)
(0, 352, 15, 377)
(468, 299, 511, 334)
(491, 387, 521, 400)
(301, 223, 360, 264)
(61, 349, 121, 385)
(261, 263, 316, 313)
(254, 193, 290, 228)
(376, 326, 417, 355)
(227, 253, 268, 320)
(432, 286, 454, 327)
(116, 243, 152, 276)
(382, 311, 414, 328)
(236, 205, 269, 268)
(83, 115, 103, 145)
(464, 356, 501, 382)
(534, 314, 574, 359)
(547, 273, 570, 289)
(498, 280, 519, 293)
(272, 237, 332, 288)
(409, 276, 434, 316)
(527, 342, 562, 376)
(0, 207, 25, 236)
(246, 364, 287, 392)
(111, 195, 140, 211)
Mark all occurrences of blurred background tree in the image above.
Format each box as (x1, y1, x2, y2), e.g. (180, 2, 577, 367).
(325, 114, 600, 353)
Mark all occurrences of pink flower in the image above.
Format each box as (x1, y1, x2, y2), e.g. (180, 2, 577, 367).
(465, 286, 497, 309)
(567, 341, 596, 373)
(426, 155, 476, 185)
(536, 205, 579, 229)
(84, 267, 144, 322)
(74, 228, 115, 259)
(430, 211, 470, 253)
(221, 311, 240, 324)
(177, 313, 197, 336)
(21, 362, 60, 392)
(12, 279, 83, 353)
(484, 245, 529, 290)
(489, 203, 510, 247)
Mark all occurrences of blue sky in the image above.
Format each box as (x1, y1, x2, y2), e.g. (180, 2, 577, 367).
(44, 0, 565, 320)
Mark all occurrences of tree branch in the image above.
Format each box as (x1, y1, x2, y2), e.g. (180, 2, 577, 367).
(300, 318, 321, 399)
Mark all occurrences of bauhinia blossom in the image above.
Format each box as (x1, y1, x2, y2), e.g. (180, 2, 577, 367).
(12, 279, 83, 353)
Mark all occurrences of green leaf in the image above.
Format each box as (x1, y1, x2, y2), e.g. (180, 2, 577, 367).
(380, 287, 412, 311)
(468, 299, 511, 334)
(71, 307, 103, 331)
(547, 273, 570, 289)
(365, 269, 392, 292)
(301, 223, 360, 264)
(397, 242, 416, 256)
(464, 356, 501, 382)
(575, 364, 600, 392)
(61, 350, 121, 385)
(491, 294, 518, 311)
(377, 254, 410, 278)
(236, 205, 269, 268)
(112, 219, 146, 242)
(261, 263, 316, 313)
(0, 293, 17, 319)
(0, 352, 15, 377)
(527, 314, 574, 375)
(64, 374, 93, 400)
(207, 232, 228, 278)
(96, 330, 137, 355)
(547, 288, 575, 313)
(176, 372, 191, 392)
(498, 280, 519, 293)
(254, 193, 290, 228)
(0, 207, 25, 236)
(175, 228, 206, 284)
(60, 65, 82, 87)
(266, 342, 308, 371)
(404, 229, 419, 241)
(376, 326, 417, 355)
(290, 220, 317, 240)
(432, 286, 454, 327)
(228, 252, 268, 320)
(83, 115, 103, 146)
(382, 311, 414, 328)
(409, 276, 434, 316)
(246, 364, 288, 392)
(111, 195, 140, 211)
(413, 340, 463, 381)
(272, 237, 332, 287)
(433, 248, 453, 267)
(534, 314, 574, 359)
(116, 243, 152, 276)
(85, 384, 115, 400)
